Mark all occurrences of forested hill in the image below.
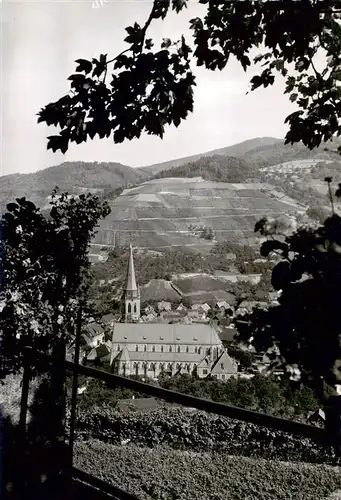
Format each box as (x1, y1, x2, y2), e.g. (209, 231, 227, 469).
(0, 161, 150, 211)
(154, 155, 258, 183)
(240, 140, 341, 168)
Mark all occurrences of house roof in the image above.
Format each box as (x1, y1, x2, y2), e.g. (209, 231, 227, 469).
(114, 346, 130, 363)
(216, 301, 230, 309)
(218, 327, 237, 343)
(211, 351, 238, 375)
(112, 323, 222, 346)
(102, 313, 115, 324)
(84, 322, 104, 338)
(87, 348, 97, 361)
(197, 356, 212, 368)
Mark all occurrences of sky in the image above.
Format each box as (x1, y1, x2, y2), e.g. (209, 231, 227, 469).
(1, 0, 315, 176)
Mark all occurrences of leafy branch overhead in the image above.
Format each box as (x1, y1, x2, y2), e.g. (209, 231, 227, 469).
(38, 0, 341, 154)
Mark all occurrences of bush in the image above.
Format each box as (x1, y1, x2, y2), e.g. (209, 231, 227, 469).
(72, 406, 340, 466)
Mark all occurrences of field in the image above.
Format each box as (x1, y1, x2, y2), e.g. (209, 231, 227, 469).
(92, 177, 302, 252)
(75, 439, 341, 500)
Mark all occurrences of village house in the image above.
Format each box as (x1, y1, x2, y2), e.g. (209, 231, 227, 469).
(144, 305, 157, 316)
(157, 301, 172, 312)
(81, 322, 105, 348)
(218, 325, 238, 347)
(215, 300, 230, 310)
(176, 303, 187, 312)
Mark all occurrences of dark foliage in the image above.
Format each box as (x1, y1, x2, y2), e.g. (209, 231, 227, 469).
(236, 207, 341, 404)
(155, 154, 257, 183)
(75, 440, 341, 500)
(39, 2, 341, 154)
(73, 405, 338, 466)
(0, 189, 110, 378)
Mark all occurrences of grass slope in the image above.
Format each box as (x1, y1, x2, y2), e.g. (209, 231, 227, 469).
(75, 440, 341, 500)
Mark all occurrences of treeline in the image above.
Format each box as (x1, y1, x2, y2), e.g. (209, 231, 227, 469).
(74, 372, 319, 422)
(88, 243, 275, 315)
(155, 154, 258, 183)
(92, 242, 273, 285)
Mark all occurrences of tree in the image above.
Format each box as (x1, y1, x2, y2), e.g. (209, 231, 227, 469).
(235, 184, 341, 406)
(38, 1, 341, 155)
(0, 189, 110, 379)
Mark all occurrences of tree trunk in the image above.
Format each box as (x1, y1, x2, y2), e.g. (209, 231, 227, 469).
(26, 340, 69, 495)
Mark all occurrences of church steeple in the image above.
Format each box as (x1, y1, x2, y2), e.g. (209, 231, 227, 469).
(123, 243, 140, 323)
(125, 244, 137, 294)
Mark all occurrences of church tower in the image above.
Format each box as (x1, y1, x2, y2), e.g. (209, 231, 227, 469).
(123, 244, 141, 323)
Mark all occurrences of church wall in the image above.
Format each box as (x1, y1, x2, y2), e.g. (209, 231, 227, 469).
(111, 342, 221, 355)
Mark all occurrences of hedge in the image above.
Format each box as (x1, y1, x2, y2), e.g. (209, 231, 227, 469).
(74, 439, 341, 500)
(71, 405, 341, 466)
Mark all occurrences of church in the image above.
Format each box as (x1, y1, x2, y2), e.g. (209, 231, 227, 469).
(110, 245, 238, 380)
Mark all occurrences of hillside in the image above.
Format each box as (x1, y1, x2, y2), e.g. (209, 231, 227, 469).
(0, 161, 150, 212)
(90, 176, 304, 254)
(241, 140, 341, 168)
(140, 137, 282, 175)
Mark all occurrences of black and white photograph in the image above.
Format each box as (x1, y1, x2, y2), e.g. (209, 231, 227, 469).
(1, 1, 341, 499)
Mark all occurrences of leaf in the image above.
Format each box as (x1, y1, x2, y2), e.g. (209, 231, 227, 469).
(271, 261, 291, 291)
(289, 93, 298, 102)
(260, 240, 289, 259)
(172, 0, 187, 13)
(145, 38, 154, 50)
(161, 38, 172, 49)
(75, 59, 93, 75)
(46, 135, 69, 154)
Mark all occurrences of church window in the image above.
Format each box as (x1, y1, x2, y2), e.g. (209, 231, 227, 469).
(117, 345, 120, 351)
(161, 345, 163, 352)
(186, 346, 189, 353)
(203, 369, 208, 375)
(177, 346, 180, 353)
(127, 303, 131, 313)
(198, 347, 201, 355)
(206, 347, 210, 355)
(144, 345, 147, 352)
(169, 346, 172, 352)
(135, 345, 138, 352)
(152, 345, 155, 352)
(221, 363, 224, 370)
(194, 347, 198, 353)
(134, 303, 137, 313)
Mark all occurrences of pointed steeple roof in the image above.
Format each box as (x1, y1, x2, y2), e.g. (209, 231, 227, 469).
(125, 243, 137, 292)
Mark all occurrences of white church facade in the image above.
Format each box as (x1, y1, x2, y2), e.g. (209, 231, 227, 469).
(110, 245, 238, 381)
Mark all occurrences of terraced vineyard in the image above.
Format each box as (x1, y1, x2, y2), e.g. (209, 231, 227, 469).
(92, 177, 304, 253)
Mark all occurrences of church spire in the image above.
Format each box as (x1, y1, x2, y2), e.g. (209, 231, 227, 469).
(123, 243, 140, 323)
(125, 243, 137, 293)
